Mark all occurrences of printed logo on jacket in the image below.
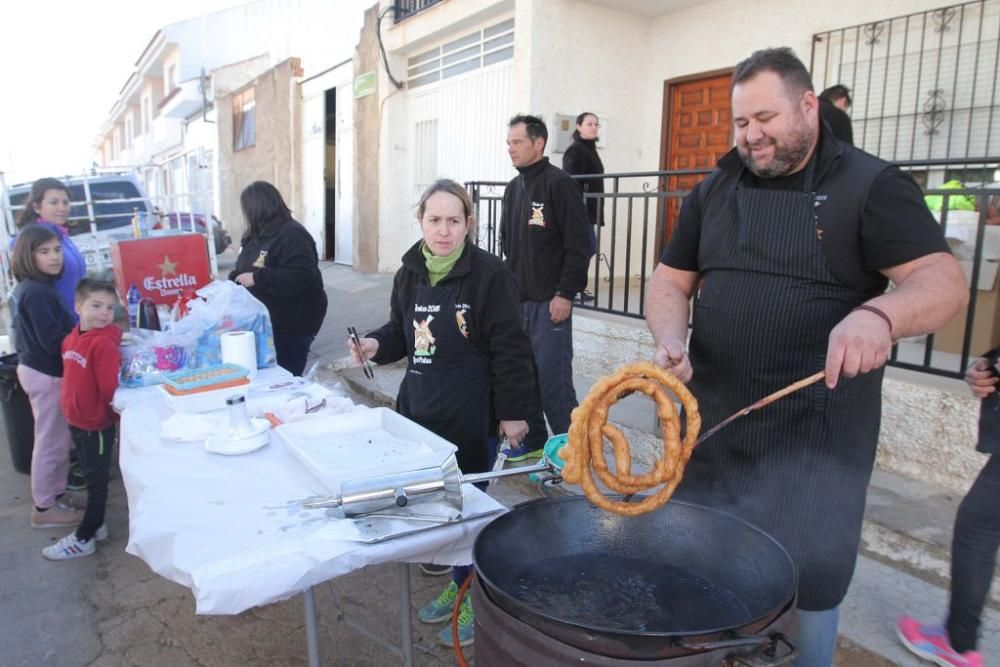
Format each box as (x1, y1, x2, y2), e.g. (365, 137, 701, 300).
(413, 304, 438, 362)
(412, 301, 473, 364)
(529, 202, 546, 227)
(63, 350, 87, 368)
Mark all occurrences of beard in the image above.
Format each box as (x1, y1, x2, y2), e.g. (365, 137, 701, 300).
(738, 113, 815, 179)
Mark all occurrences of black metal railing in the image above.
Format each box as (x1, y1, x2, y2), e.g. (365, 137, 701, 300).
(468, 162, 1000, 379)
(393, 0, 442, 22)
(810, 0, 1000, 162)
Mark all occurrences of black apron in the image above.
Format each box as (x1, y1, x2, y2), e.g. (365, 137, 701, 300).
(673, 161, 883, 610)
(396, 281, 493, 475)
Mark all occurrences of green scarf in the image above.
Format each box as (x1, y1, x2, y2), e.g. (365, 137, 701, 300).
(422, 242, 464, 286)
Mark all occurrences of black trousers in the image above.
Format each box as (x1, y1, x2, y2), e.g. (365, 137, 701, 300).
(69, 424, 116, 542)
(947, 454, 1000, 652)
(274, 333, 316, 377)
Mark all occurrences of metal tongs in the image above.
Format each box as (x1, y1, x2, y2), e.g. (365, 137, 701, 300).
(347, 326, 375, 381)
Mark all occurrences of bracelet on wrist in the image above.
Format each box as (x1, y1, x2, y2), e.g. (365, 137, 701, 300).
(852, 304, 893, 336)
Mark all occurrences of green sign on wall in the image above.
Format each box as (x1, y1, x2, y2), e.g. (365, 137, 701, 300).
(354, 71, 376, 99)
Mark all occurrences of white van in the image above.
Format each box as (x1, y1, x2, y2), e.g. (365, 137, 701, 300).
(2, 172, 230, 272)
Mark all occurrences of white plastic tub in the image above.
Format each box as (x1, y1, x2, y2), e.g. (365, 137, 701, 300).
(276, 407, 458, 493)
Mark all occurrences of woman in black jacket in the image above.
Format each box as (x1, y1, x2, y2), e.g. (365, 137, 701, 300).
(562, 111, 604, 258)
(351, 179, 543, 649)
(229, 181, 327, 376)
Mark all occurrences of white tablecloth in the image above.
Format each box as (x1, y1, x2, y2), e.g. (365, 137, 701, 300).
(116, 373, 506, 614)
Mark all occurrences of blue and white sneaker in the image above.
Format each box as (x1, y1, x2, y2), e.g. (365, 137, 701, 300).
(41, 525, 109, 561)
(437, 596, 474, 647)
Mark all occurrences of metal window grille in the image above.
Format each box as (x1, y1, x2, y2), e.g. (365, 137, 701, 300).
(406, 19, 514, 88)
(811, 0, 1000, 162)
(468, 163, 1000, 380)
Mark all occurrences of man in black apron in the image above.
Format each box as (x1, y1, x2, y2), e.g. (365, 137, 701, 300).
(646, 47, 967, 666)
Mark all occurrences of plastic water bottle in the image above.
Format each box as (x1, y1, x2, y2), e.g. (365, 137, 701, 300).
(127, 284, 141, 329)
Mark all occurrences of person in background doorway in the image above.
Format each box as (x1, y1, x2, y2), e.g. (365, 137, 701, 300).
(501, 114, 591, 458)
(646, 47, 966, 666)
(11, 226, 81, 529)
(562, 111, 604, 302)
(818, 84, 853, 145)
(43, 279, 122, 560)
(897, 348, 999, 667)
(229, 181, 328, 376)
(350, 179, 544, 649)
(13, 177, 87, 316)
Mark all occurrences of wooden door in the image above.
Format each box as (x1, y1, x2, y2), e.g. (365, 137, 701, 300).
(660, 71, 733, 248)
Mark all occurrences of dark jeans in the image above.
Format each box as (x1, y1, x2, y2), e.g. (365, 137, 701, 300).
(70, 424, 116, 542)
(274, 333, 316, 377)
(947, 454, 1000, 652)
(522, 300, 578, 438)
(587, 223, 597, 258)
(452, 446, 498, 586)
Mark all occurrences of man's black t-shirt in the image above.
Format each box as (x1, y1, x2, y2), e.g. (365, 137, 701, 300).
(661, 147, 949, 279)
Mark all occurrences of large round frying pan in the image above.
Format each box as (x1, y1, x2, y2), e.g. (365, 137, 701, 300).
(473, 496, 797, 660)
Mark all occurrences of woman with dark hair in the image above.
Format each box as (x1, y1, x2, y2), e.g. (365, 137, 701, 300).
(229, 181, 327, 376)
(562, 112, 604, 259)
(13, 177, 87, 315)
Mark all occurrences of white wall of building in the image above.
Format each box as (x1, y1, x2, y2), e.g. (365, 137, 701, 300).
(378, 1, 517, 271)
(163, 0, 368, 85)
(635, 0, 962, 171)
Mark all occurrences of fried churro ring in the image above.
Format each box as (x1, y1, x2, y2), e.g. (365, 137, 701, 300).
(561, 361, 700, 516)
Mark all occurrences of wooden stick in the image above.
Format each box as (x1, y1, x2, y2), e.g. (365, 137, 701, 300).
(695, 370, 826, 445)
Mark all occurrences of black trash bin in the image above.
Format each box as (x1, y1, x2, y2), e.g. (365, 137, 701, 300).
(0, 353, 35, 474)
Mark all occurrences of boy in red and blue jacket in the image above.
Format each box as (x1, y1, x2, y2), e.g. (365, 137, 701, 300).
(43, 279, 122, 560)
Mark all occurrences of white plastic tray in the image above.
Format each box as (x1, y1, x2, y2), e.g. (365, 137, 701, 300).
(276, 407, 458, 493)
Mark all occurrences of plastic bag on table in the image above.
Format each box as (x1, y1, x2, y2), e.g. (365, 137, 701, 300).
(179, 280, 276, 369)
(119, 329, 193, 388)
(118, 281, 276, 388)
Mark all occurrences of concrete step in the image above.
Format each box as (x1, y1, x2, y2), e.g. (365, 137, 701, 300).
(862, 468, 1000, 610)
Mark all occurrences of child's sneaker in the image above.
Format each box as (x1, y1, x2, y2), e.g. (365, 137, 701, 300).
(59, 489, 87, 510)
(66, 458, 87, 491)
(30, 502, 83, 528)
(437, 596, 474, 647)
(897, 616, 983, 666)
(418, 580, 461, 624)
(41, 532, 96, 560)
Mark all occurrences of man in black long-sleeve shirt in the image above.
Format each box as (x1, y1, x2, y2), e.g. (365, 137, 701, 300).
(500, 114, 590, 450)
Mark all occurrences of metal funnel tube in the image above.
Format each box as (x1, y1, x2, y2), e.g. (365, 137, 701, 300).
(337, 454, 464, 517)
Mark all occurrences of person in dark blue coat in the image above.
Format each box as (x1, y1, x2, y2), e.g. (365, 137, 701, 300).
(11, 225, 80, 529)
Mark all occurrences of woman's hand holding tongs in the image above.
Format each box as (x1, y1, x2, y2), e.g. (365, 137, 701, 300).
(347, 336, 379, 365)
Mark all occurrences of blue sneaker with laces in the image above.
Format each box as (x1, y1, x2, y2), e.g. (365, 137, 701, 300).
(437, 596, 474, 647)
(418, 580, 460, 624)
(504, 443, 543, 462)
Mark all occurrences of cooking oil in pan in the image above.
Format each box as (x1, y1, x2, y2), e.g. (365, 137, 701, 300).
(507, 554, 750, 632)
